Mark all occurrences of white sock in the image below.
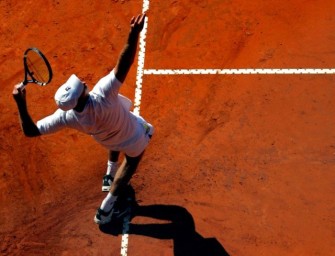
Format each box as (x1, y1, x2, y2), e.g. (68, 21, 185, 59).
(106, 161, 118, 177)
(100, 193, 118, 212)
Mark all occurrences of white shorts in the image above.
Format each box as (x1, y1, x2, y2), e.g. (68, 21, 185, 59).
(119, 121, 154, 157)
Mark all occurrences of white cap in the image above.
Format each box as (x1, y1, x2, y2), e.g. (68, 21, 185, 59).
(54, 74, 84, 111)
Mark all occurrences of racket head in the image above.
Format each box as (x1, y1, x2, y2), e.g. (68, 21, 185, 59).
(23, 47, 53, 86)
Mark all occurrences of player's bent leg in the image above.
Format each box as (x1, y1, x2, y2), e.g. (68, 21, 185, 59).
(94, 151, 144, 225)
(110, 152, 144, 196)
(109, 150, 120, 162)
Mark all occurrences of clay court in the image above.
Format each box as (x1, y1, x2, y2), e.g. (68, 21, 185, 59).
(1, 0, 335, 255)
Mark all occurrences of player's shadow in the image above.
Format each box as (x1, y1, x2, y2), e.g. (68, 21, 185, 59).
(99, 187, 229, 256)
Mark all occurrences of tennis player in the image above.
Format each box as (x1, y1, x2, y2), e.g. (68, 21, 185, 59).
(12, 13, 153, 225)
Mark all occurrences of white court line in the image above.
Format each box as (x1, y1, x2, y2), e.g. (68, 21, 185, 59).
(144, 68, 335, 75)
(133, 18, 149, 116)
(120, 1, 150, 256)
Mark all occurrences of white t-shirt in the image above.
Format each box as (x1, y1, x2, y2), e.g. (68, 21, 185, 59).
(37, 70, 151, 157)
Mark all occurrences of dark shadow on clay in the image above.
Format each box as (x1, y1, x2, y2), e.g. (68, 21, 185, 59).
(99, 186, 230, 256)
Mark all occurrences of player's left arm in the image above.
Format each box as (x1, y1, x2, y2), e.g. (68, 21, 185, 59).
(114, 13, 146, 84)
(12, 84, 41, 137)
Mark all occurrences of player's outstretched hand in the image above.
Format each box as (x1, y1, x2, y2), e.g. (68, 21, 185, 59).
(130, 13, 146, 34)
(12, 83, 26, 104)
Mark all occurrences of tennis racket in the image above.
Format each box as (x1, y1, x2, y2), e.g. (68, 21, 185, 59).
(19, 47, 53, 89)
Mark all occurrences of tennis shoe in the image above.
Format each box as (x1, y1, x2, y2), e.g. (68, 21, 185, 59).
(94, 208, 115, 225)
(102, 174, 113, 192)
(94, 205, 130, 225)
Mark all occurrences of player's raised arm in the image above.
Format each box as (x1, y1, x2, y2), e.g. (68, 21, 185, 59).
(12, 84, 41, 137)
(114, 13, 146, 83)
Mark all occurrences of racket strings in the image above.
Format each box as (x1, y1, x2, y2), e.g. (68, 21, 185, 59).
(26, 51, 51, 84)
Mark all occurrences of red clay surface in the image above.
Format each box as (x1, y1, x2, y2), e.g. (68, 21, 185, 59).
(1, 0, 335, 255)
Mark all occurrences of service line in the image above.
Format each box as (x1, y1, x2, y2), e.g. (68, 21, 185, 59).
(144, 68, 335, 75)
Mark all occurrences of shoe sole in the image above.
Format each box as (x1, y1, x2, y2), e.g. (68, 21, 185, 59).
(102, 186, 111, 192)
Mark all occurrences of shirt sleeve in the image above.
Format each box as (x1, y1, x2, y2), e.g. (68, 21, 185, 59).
(91, 69, 122, 103)
(36, 109, 68, 135)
